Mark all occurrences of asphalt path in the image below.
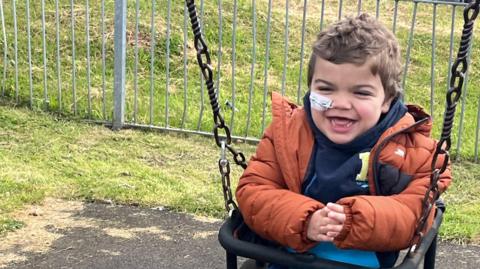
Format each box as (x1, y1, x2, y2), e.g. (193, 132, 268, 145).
(1, 202, 478, 269)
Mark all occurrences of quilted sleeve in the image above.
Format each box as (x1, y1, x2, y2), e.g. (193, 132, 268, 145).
(235, 125, 323, 252)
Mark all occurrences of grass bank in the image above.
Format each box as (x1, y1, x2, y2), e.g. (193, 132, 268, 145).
(1, 1, 480, 159)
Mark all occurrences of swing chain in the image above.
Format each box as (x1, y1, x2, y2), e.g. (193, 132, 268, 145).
(186, 0, 247, 213)
(220, 141, 239, 213)
(409, 0, 479, 254)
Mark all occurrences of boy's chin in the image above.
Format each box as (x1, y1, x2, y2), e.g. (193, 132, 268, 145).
(325, 134, 356, 145)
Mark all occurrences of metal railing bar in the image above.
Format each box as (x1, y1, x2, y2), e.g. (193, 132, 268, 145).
(149, 0, 156, 125)
(0, 0, 7, 97)
(216, 0, 223, 100)
(182, 1, 188, 129)
(409, 0, 467, 5)
(446, 5, 456, 113)
(245, 0, 256, 138)
(338, 0, 343, 19)
(230, 0, 238, 134)
(124, 123, 261, 144)
(296, 0, 307, 104)
(320, 0, 325, 31)
(430, 4, 438, 118)
(261, 0, 273, 134)
(357, 0, 362, 15)
(455, 39, 473, 160)
(475, 93, 480, 162)
(101, 0, 107, 119)
(166, 0, 171, 127)
(71, 0, 77, 115)
(133, 0, 140, 123)
(196, 0, 205, 131)
(41, 0, 48, 108)
(401, 1, 418, 93)
(112, 0, 127, 129)
(281, 0, 289, 96)
(86, 0, 92, 118)
(55, 0, 62, 111)
(12, 0, 19, 102)
(393, 0, 399, 34)
(26, 0, 33, 108)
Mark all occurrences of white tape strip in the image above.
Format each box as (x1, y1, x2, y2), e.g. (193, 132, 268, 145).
(310, 91, 333, 111)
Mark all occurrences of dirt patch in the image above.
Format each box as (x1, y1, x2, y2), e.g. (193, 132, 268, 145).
(103, 227, 173, 241)
(0, 200, 225, 269)
(0, 198, 95, 268)
(0, 199, 199, 268)
(0, 199, 98, 267)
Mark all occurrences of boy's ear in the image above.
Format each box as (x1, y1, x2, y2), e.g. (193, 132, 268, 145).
(381, 97, 394, 113)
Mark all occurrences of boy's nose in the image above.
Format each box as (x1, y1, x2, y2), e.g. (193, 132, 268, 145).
(331, 95, 352, 110)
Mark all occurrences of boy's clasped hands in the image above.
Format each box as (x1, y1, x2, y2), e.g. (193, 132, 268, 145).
(307, 202, 346, 242)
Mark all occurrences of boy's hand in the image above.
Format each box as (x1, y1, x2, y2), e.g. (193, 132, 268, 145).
(306, 203, 346, 242)
(325, 202, 346, 238)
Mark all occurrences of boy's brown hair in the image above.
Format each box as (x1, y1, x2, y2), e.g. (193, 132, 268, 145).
(307, 13, 402, 101)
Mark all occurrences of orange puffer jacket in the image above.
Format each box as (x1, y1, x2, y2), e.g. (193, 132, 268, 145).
(236, 92, 451, 253)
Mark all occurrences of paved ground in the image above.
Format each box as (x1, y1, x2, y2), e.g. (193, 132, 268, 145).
(0, 200, 478, 269)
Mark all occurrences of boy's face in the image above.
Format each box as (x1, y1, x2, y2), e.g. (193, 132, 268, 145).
(310, 57, 393, 144)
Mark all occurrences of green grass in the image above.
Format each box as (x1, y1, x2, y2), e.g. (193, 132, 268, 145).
(1, 1, 480, 159)
(0, 104, 252, 217)
(441, 161, 480, 244)
(0, 218, 24, 236)
(0, 105, 479, 244)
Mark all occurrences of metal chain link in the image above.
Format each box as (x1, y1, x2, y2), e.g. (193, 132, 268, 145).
(219, 141, 239, 213)
(408, 0, 480, 254)
(186, 0, 247, 213)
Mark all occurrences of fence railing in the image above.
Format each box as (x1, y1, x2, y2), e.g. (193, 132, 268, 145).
(0, 0, 479, 161)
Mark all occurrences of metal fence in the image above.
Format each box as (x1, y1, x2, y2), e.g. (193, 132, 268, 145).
(0, 0, 479, 161)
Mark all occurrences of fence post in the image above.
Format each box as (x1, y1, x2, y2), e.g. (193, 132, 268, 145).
(112, 0, 127, 130)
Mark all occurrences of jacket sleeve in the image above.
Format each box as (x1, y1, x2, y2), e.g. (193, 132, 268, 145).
(236, 125, 323, 252)
(333, 142, 452, 251)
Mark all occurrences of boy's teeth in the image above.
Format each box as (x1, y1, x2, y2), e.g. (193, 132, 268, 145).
(332, 118, 353, 127)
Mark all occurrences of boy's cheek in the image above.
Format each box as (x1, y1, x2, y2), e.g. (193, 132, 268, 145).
(355, 104, 384, 121)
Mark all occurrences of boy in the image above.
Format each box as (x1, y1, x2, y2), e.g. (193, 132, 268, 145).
(236, 13, 451, 268)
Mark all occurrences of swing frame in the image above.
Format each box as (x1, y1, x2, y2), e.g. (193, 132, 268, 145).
(185, 0, 480, 268)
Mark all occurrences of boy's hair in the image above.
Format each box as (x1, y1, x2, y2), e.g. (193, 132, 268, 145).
(307, 13, 402, 101)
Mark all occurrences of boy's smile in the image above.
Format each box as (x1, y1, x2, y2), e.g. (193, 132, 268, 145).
(310, 57, 393, 144)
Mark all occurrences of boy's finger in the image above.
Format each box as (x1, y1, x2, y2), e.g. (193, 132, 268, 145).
(315, 233, 334, 242)
(317, 207, 330, 217)
(326, 224, 343, 233)
(326, 231, 339, 238)
(328, 211, 346, 223)
(326, 202, 344, 213)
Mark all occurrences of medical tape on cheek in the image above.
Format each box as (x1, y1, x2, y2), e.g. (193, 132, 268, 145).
(309, 91, 333, 111)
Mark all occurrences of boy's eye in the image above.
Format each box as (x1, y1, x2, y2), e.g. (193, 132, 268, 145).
(317, 87, 333, 92)
(355, 90, 373, 96)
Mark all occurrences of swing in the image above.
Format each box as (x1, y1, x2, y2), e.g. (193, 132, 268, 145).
(185, 1, 479, 268)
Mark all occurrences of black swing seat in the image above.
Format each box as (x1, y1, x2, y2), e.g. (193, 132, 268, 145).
(218, 201, 445, 269)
